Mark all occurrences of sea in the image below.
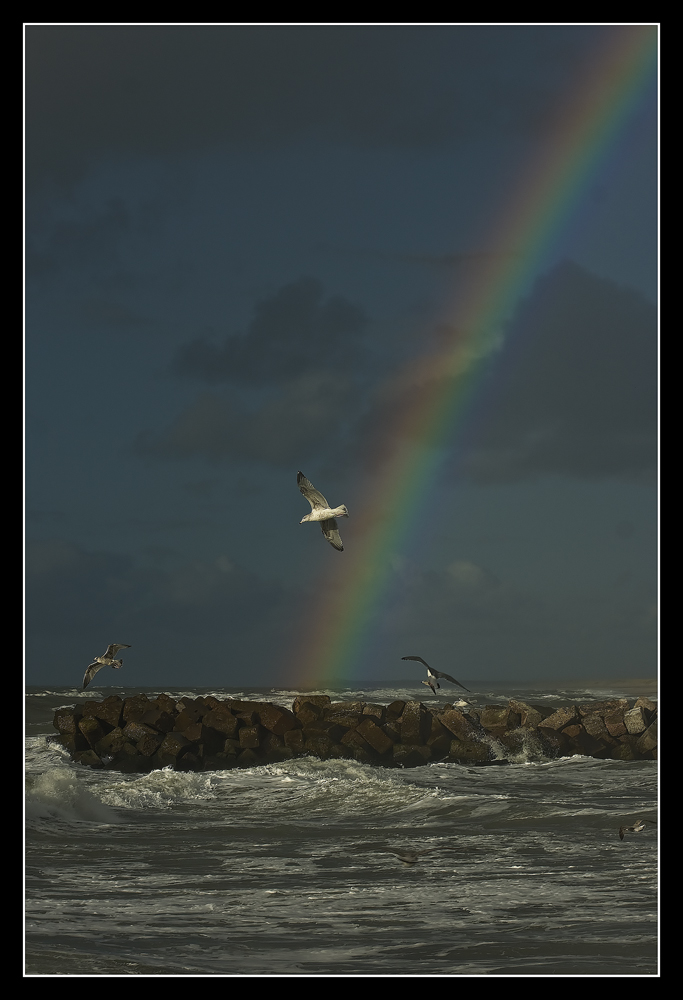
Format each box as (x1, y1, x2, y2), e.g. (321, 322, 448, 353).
(25, 680, 659, 978)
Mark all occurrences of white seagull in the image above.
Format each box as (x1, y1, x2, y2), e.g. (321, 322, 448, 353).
(82, 643, 131, 690)
(297, 471, 348, 552)
(401, 655, 470, 694)
(619, 818, 656, 841)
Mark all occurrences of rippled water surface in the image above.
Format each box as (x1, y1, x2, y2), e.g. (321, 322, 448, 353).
(25, 684, 658, 976)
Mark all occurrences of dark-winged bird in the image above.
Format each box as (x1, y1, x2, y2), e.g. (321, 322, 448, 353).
(401, 655, 470, 693)
(82, 643, 131, 690)
(619, 818, 656, 840)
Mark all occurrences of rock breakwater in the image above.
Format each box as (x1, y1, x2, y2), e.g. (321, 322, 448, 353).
(52, 693, 658, 772)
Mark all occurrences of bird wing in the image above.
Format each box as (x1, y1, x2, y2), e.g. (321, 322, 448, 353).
(297, 471, 329, 511)
(83, 661, 103, 690)
(104, 643, 131, 658)
(433, 670, 470, 692)
(320, 518, 344, 551)
(401, 655, 431, 669)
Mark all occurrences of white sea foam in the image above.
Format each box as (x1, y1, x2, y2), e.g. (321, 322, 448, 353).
(100, 767, 222, 811)
(25, 770, 121, 826)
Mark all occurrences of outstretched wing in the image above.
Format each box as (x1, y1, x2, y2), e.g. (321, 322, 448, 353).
(104, 643, 131, 659)
(82, 661, 103, 690)
(433, 669, 470, 692)
(320, 518, 343, 551)
(297, 471, 329, 511)
(402, 655, 431, 669)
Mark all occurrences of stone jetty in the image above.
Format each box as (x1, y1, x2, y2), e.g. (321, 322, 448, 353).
(52, 692, 658, 772)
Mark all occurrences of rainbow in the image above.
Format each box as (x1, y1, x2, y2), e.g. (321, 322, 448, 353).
(288, 25, 658, 689)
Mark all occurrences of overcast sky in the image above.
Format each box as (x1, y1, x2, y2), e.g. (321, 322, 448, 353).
(25, 25, 658, 688)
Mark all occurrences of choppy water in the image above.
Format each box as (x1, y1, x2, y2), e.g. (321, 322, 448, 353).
(25, 683, 658, 976)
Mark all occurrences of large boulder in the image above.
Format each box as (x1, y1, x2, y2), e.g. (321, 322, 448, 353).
(292, 696, 331, 715)
(578, 698, 628, 717)
(392, 744, 431, 767)
(154, 731, 195, 768)
(78, 716, 106, 749)
(637, 719, 658, 755)
(362, 704, 386, 724)
(324, 701, 365, 717)
(399, 702, 432, 744)
(624, 706, 649, 734)
(538, 706, 579, 731)
(122, 721, 164, 757)
(604, 708, 628, 737)
(53, 707, 80, 734)
(284, 729, 306, 753)
(439, 708, 479, 741)
(356, 717, 394, 755)
(508, 700, 547, 729)
(122, 693, 152, 723)
(81, 696, 123, 729)
(480, 705, 513, 731)
(445, 739, 490, 763)
(258, 704, 299, 735)
(202, 705, 239, 738)
(302, 719, 348, 743)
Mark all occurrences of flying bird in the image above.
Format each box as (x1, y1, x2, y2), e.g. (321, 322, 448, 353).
(297, 471, 348, 552)
(402, 655, 470, 693)
(82, 643, 131, 690)
(619, 818, 656, 841)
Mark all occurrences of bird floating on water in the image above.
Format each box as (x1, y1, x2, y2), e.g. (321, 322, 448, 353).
(619, 818, 656, 841)
(297, 471, 348, 552)
(401, 655, 470, 694)
(82, 643, 131, 690)
(387, 847, 440, 866)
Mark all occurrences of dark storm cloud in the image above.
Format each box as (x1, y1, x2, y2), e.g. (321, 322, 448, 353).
(171, 277, 368, 385)
(319, 244, 521, 270)
(75, 298, 152, 329)
(350, 260, 656, 483)
(461, 261, 657, 482)
(26, 538, 285, 642)
(137, 373, 356, 467)
(26, 197, 130, 274)
(385, 560, 528, 637)
(26, 539, 140, 632)
(137, 277, 369, 465)
(142, 261, 656, 481)
(381, 556, 657, 677)
(26, 24, 613, 186)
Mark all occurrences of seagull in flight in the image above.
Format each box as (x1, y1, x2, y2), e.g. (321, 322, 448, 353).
(82, 643, 131, 690)
(297, 471, 348, 552)
(401, 655, 470, 694)
(619, 818, 656, 841)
